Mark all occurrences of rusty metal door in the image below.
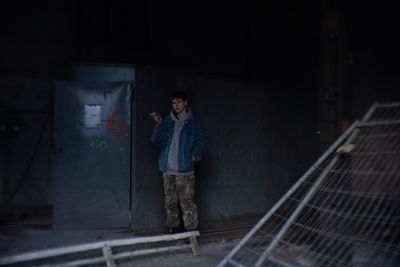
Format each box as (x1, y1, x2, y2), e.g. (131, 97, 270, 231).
(53, 81, 132, 228)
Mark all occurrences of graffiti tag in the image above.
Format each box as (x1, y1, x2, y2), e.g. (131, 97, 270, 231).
(89, 139, 125, 152)
(107, 110, 128, 138)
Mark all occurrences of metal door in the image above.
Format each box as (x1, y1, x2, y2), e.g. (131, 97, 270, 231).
(53, 81, 132, 228)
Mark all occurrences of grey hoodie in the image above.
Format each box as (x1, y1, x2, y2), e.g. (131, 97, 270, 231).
(166, 109, 194, 175)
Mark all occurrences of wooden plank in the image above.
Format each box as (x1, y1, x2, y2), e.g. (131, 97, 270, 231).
(0, 231, 200, 265)
(189, 236, 201, 256)
(107, 231, 200, 247)
(0, 243, 104, 265)
(42, 245, 192, 267)
(102, 244, 116, 267)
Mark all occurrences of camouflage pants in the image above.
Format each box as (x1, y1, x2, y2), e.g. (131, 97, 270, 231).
(163, 173, 198, 230)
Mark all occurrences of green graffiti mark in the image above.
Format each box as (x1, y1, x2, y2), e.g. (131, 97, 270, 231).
(89, 139, 126, 152)
(116, 143, 125, 151)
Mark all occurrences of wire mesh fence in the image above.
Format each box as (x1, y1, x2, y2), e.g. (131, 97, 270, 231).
(217, 102, 400, 267)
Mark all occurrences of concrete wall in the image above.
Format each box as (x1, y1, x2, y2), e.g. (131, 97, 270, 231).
(0, 76, 52, 212)
(1, 1, 399, 229)
(132, 67, 319, 229)
(0, 1, 73, 214)
(346, 2, 400, 118)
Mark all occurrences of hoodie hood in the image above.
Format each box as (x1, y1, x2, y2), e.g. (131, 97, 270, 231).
(170, 108, 193, 121)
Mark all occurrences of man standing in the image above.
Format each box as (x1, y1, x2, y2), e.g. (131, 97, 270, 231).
(150, 90, 206, 233)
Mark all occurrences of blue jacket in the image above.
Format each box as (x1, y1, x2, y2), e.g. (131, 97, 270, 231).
(151, 113, 207, 172)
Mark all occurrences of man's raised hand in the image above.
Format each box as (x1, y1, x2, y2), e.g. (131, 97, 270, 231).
(149, 112, 163, 124)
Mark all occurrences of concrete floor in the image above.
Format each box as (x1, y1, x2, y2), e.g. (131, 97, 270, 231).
(0, 216, 238, 266)
(118, 241, 235, 267)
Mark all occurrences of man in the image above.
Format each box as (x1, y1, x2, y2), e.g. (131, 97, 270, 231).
(150, 90, 206, 233)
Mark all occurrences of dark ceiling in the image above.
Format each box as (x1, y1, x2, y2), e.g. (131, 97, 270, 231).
(0, 1, 398, 87)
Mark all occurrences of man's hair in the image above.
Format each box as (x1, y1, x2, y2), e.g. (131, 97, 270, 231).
(171, 90, 187, 101)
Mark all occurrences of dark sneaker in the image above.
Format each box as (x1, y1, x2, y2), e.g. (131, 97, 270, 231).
(168, 227, 177, 234)
(168, 225, 184, 234)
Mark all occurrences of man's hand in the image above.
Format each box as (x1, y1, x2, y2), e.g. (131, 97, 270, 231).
(149, 112, 163, 124)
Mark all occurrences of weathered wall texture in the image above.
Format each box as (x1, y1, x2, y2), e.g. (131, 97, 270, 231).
(132, 68, 318, 229)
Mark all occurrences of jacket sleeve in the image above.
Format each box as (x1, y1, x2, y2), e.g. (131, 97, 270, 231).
(192, 121, 207, 161)
(151, 122, 166, 146)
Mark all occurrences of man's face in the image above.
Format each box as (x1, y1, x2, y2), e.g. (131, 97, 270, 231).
(172, 98, 187, 114)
